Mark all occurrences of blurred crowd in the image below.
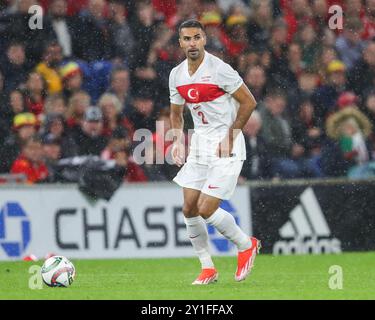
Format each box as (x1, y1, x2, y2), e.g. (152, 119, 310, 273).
(0, 0, 375, 185)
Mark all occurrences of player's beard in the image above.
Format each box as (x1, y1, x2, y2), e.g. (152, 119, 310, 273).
(187, 49, 201, 60)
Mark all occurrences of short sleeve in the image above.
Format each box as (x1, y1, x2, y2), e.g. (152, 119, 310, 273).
(217, 62, 244, 94)
(169, 69, 185, 105)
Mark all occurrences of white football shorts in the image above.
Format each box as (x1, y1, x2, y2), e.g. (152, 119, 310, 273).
(173, 157, 244, 200)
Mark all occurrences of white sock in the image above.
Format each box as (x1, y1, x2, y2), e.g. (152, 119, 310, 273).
(184, 216, 214, 269)
(205, 207, 251, 251)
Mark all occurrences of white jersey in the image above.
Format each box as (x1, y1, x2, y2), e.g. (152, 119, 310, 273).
(169, 51, 246, 164)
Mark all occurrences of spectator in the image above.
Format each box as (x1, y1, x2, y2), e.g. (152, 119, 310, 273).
(335, 17, 367, 71)
(97, 92, 134, 138)
(152, 0, 177, 21)
(141, 22, 174, 105)
(59, 61, 83, 102)
(288, 70, 320, 113)
(117, 148, 148, 183)
(107, 0, 135, 64)
(324, 107, 373, 178)
(1, 0, 375, 183)
(315, 45, 338, 84)
(217, 0, 249, 14)
(244, 65, 268, 102)
(101, 126, 131, 161)
(312, 60, 348, 127)
(312, 0, 329, 36)
(295, 24, 320, 69)
(73, 0, 114, 61)
(0, 42, 30, 93)
(147, 108, 177, 180)
(321, 27, 337, 48)
(258, 89, 294, 177)
(259, 89, 310, 179)
(291, 98, 324, 177)
(23, 72, 47, 117)
(0, 73, 12, 142)
(41, 134, 63, 180)
(283, 42, 303, 91)
(363, 91, 375, 128)
(267, 19, 289, 89)
(65, 90, 91, 131)
(336, 91, 360, 110)
(127, 90, 157, 132)
(199, 9, 224, 54)
(236, 50, 260, 77)
(166, 0, 199, 29)
(362, 0, 375, 40)
(35, 41, 64, 95)
(129, 0, 162, 94)
(297, 71, 319, 97)
(348, 41, 375, 97)
(72, 106, 108, 155)
(10, 135, 49, 184)
(44, 94, 67, 116)
(343, 0, 363, 21)
(107, 67, 132, 115)
(240, 110, 268, 180)
(0, 113, 39, 173)
(48, 0, 76, 58)
(141, 135, 170, 181)
(222, 13, 249, 60)
(362, 91, 375, 155)
(0, 89, 26, 137)
(101, 130, 148, 183)
(41, 113, 78, 158)
(1, 0, 56, 65)
(247, 0, 274, 51)
(283, 0, 313, 43)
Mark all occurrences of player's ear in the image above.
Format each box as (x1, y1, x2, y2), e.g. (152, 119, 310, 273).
(202, 31, 207, 46)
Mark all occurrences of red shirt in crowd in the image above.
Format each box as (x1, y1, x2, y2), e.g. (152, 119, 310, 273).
(10, 156, 49, 184)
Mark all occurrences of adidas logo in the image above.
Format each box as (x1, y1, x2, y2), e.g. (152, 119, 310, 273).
(273, 187, 342, 255)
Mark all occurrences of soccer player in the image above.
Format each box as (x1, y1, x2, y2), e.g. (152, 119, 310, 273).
(169, 20, 260, 285)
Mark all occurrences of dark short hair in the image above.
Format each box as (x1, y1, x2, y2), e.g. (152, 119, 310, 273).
(110, 66, 129, 82)
(7, 41, 24, 50)
(43, 40, 61, 53)
(178, 19, 205, 34)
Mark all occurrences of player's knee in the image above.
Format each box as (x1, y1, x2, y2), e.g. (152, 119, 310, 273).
(197, 202, 215, 219)
(182, 204, 198, 218)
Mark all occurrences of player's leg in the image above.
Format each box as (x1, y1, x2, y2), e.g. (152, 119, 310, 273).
(182, 187, 215, 271)
(199, 159, 261, 281)
(183, 188, 218, 285)
(173, 161, 217, 284)
(197, 193, 252, 252)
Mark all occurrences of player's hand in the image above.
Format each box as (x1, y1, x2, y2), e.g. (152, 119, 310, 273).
(216, 136, 234, 158)
(171, 142, 185, 167)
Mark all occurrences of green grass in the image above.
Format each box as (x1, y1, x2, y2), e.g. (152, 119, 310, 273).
(0, 252, 374, 300)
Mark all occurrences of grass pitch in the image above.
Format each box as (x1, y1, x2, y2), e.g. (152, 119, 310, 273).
(0, 252, 374, 300)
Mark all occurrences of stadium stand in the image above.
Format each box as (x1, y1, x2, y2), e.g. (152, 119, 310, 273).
(0, 0, 375, 183)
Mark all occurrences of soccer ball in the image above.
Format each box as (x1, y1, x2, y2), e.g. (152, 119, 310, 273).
(41, 255, 76, 287)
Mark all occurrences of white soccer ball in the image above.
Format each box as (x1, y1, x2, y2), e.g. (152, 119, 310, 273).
(41, 256, 76, 287)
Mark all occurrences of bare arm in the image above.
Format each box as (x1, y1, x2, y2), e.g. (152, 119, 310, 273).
(230, 83, 257, 139)
(217, 83, 257, 157)
(170, 103, 184, 142)
(170, 103, 185, 166)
